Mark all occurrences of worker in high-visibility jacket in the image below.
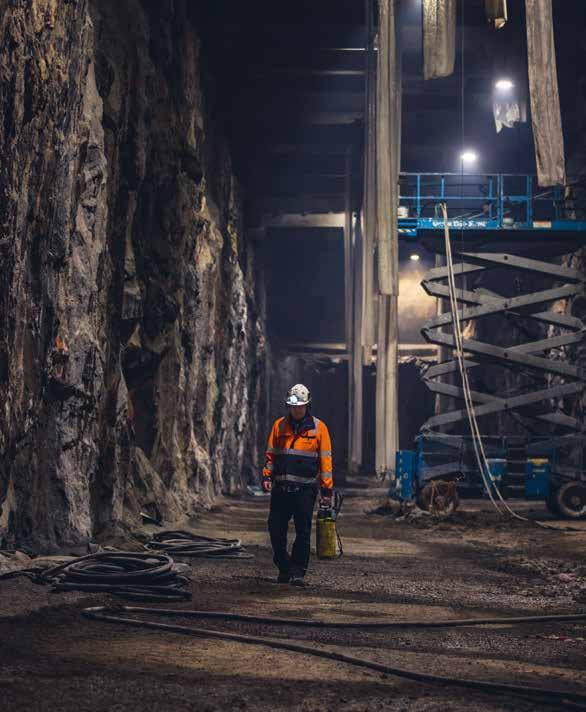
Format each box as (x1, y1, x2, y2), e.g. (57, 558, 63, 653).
(262, 383, 333, 587)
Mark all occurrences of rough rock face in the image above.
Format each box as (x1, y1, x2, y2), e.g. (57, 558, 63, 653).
(0, 0, 267, 551)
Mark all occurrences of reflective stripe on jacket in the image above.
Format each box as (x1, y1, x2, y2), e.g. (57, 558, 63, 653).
(263, 414, 333, 492)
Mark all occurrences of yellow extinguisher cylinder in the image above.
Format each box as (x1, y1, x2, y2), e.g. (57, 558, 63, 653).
(316, 516, 338, 559)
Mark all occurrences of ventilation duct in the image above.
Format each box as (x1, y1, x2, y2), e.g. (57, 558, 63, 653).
(485, 0, 508, 29)
(423, 0, 456, 80)
(374, 0, 401, 476)
(525, 0, 566, 186)
(376, 0, 400, 296)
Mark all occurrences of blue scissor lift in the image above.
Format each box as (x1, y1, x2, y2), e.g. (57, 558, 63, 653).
(392, 173, 586, 519)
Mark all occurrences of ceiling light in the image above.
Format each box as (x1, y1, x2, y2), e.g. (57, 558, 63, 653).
(460, 150, 478, 164)
(409, 253, 420, 262)
(495, 78, 514, 91)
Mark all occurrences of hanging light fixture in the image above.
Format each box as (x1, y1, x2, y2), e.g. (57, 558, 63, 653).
(460, 150, 478, 164)
(495, 78, 514, 91)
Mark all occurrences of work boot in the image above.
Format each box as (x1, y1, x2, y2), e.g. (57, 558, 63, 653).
(289, 576, 306, 587)
(276, 572, 290, 583)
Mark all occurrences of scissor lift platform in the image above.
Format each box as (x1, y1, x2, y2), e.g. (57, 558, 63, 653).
(392, 173, 586, 519)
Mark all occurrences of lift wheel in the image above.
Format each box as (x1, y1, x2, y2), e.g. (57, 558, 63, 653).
(554, 481, 586, 520)
(417, 480, 460, 516)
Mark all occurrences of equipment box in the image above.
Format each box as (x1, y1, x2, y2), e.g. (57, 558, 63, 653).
(525, 459, 550, 499)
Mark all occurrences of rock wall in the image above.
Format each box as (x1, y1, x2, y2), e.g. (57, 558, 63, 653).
(0, 0, 267, 551)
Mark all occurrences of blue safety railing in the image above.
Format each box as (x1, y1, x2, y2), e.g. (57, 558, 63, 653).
(397, 173, 586, 237)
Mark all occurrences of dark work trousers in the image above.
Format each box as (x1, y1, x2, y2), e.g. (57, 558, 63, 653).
(268, 483, 318, 578)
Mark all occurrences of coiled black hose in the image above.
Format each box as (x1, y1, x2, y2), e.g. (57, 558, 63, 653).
(144, 530, 254, 559)
(45, 552, 192, 601)
(83, 605, 586, 707)
(1, 533, 255, 599)
(1, 552, 192, 602)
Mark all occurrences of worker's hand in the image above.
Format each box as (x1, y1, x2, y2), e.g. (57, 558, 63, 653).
(319, 491, 333, 507)
(261, 477, 272, 493)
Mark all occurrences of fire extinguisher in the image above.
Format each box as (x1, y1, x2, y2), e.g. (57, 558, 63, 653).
(316, 491, 344, 559)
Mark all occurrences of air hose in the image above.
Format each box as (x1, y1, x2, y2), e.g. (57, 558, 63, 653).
(1, 532, 254, 596)
(0, 551, 192, 602)
(85, 606, 586, 629)
(83, 605, 586, 706)
(144, 530, 254, 559)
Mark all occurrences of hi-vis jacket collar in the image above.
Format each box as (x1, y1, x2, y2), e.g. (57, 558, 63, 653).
(286, 413, 316, 435)
(263, 415, 333, 494)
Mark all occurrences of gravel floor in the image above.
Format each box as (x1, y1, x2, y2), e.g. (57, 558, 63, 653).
(1, 490, 585, 711)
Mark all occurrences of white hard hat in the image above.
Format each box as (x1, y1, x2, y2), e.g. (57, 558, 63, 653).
(285, 383, 311, 406)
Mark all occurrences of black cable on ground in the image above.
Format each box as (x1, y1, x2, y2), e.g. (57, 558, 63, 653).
(0, 567, 44, 583)
(144, 530, 254, 559)
(91, 605, 586, 630)
(83, 605, 586, 707)
(0, 552, 192, 602)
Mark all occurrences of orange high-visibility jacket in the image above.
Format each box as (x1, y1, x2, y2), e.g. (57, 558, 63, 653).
(263, 415, 333, 493)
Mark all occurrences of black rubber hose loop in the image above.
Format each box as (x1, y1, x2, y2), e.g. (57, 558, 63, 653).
(29, 551, 192, 601)
(40, 552, 173, 583)
(144, 531, 254, 559)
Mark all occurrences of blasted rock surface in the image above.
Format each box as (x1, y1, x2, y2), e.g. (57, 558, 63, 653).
(0, 1, 266, 551)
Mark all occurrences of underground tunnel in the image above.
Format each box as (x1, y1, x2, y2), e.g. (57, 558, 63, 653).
(1, 1, 586, 710)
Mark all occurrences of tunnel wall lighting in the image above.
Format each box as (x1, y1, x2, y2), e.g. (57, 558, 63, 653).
(409, 253, 420, 261)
